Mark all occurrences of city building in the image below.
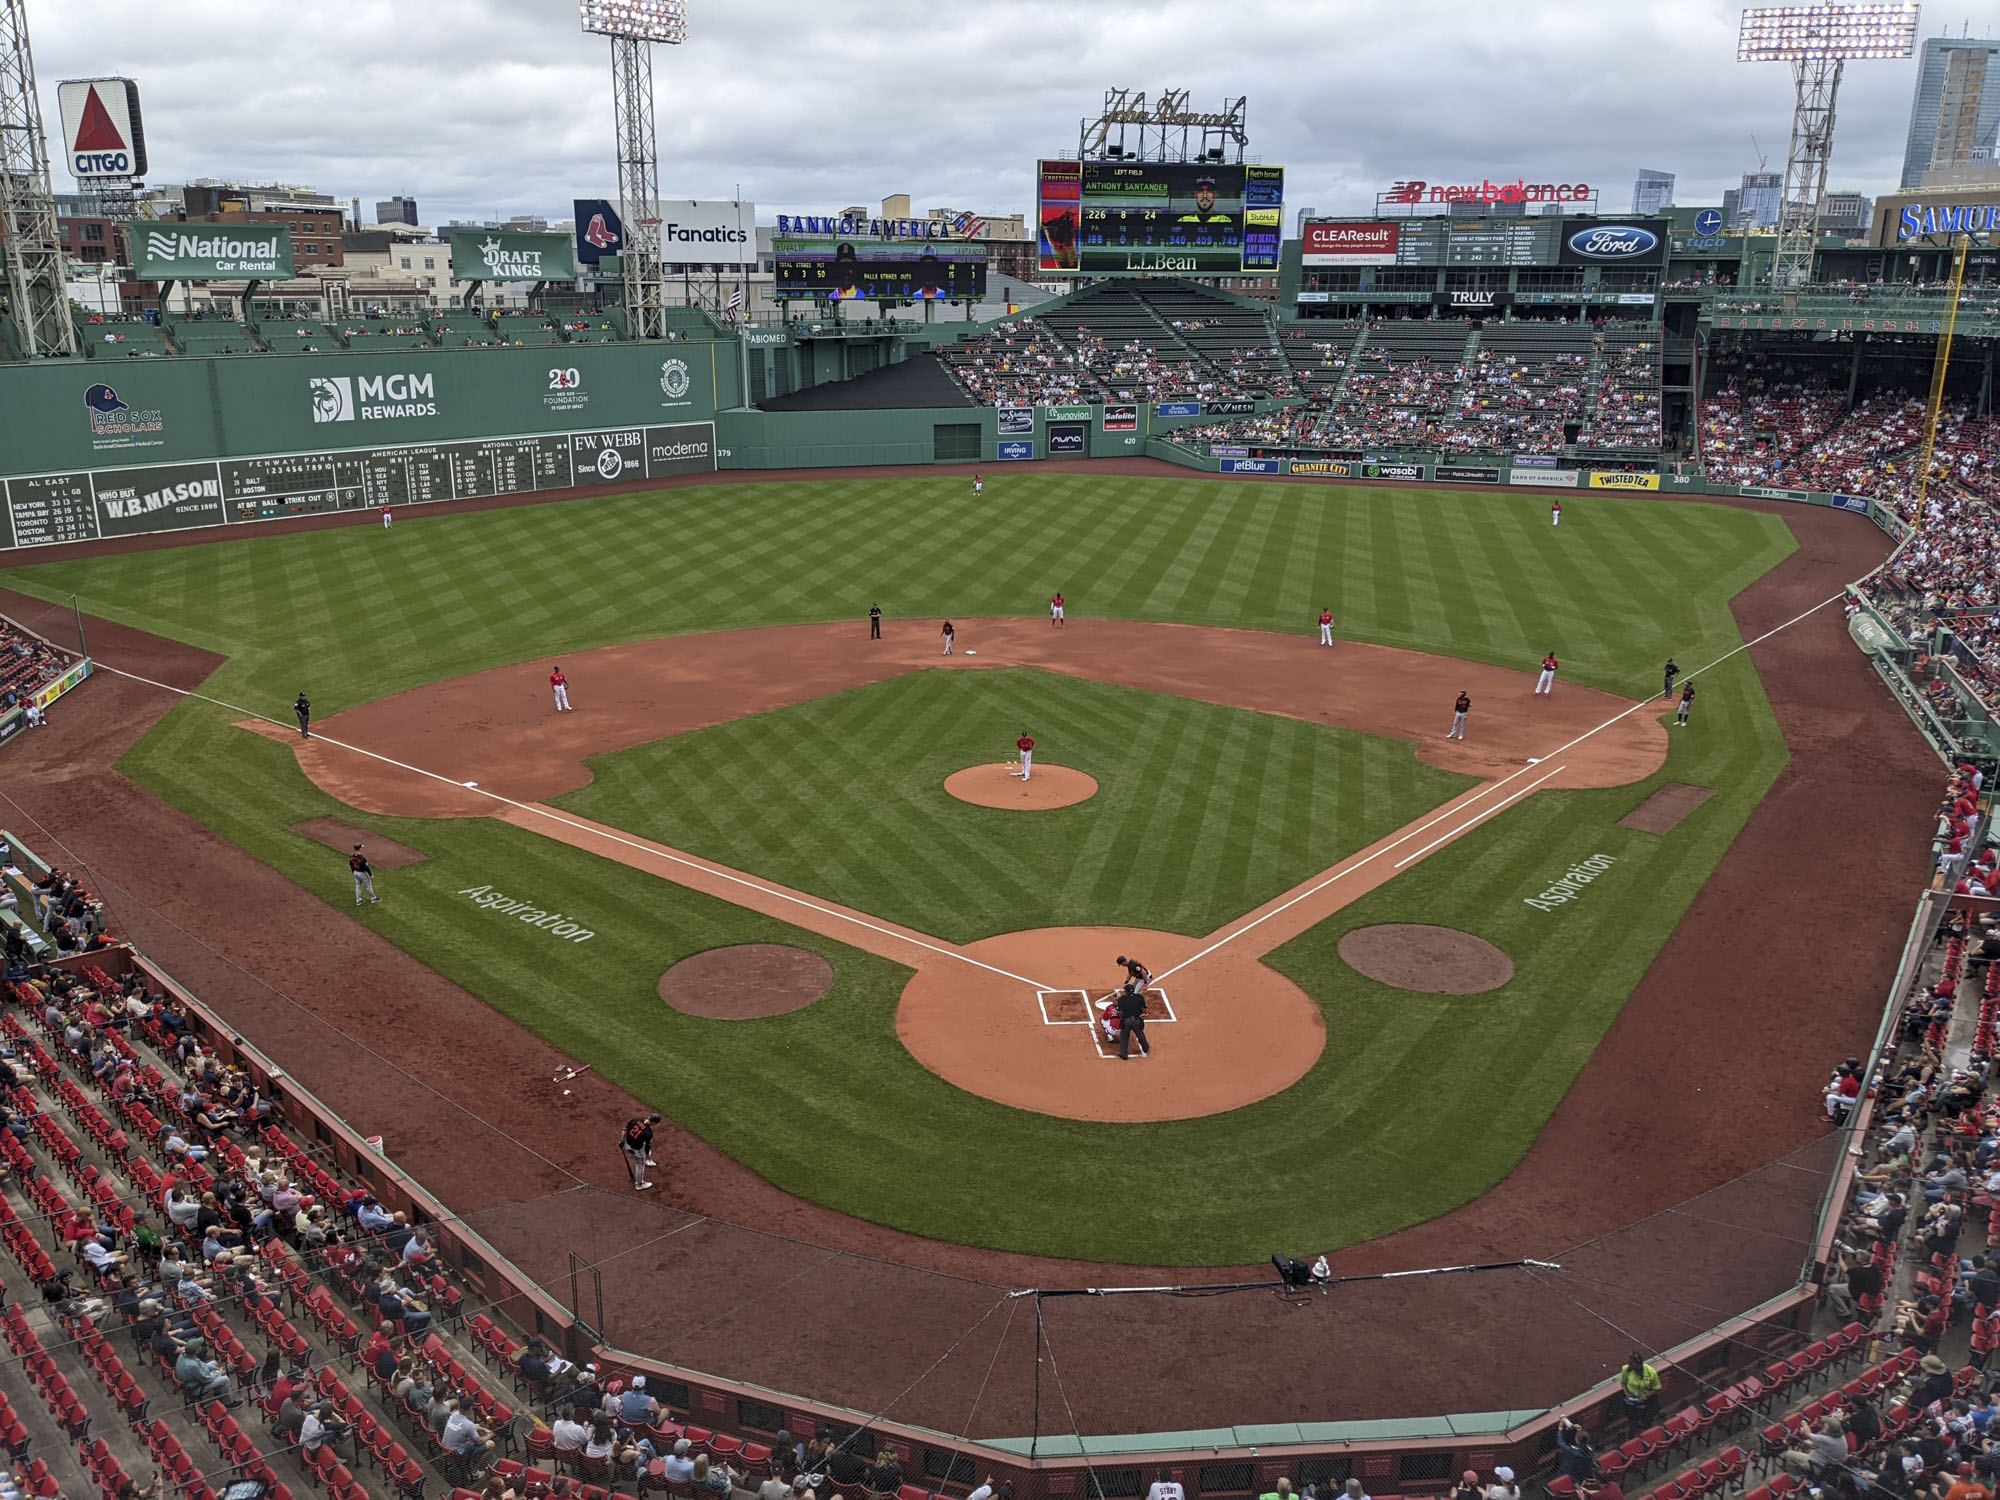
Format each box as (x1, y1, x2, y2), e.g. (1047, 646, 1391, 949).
(1817, 191, 1873, 237)
(1632, 169, 1675, 215)
(1730, 171, 1783, 230)
(1900, 35, 2000, 189)
(375, 196, 419, 226)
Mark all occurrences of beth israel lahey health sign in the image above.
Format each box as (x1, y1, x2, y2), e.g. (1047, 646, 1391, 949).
(448, 229, 576, 282)
(135, 225, 293, 281)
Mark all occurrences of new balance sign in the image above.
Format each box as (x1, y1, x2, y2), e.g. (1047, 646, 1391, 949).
(136, 227, 293, 280)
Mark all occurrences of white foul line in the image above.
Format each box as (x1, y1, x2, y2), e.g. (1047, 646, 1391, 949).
(89, 663, 1058, 993)
(1154, 587, 1849, 984)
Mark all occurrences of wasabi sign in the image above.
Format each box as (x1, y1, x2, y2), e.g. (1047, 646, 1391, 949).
(136, 225, 293, 280)
(450, 229, 576, 282)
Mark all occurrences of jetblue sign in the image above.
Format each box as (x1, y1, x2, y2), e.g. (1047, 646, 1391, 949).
(1559, 219, 1667, 266)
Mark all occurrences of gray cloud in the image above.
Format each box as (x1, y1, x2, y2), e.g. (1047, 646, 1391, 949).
(26, 0, 1999, 225)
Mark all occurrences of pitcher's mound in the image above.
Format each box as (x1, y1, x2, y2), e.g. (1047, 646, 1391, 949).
(1338, 924, 1514, 994)
(659, 944, 833, 1019)
(944, 763, 1097, 810)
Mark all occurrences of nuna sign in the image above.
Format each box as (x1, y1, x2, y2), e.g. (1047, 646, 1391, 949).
(57, 79, 147, 180)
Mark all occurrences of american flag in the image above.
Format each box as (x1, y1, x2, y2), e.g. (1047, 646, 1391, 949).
(952, 211, 986, 240)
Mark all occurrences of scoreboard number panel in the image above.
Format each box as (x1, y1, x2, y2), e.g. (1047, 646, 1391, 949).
(1, 424, 713, 550)
(1039, 160, 1286, 275)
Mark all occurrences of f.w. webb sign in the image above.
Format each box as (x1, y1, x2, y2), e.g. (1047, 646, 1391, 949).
(136, 226, 293, 280)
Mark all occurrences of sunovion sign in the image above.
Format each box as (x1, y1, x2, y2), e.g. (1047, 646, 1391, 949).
(1897, 202, 2000, 240)
(136, 226, 293, 280)
(1559, 220, 1667, 265)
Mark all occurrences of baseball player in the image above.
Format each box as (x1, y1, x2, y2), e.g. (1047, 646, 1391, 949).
(1675, 681, 1696, 726)
(1449, 691, 1470, 741)
(940, 620, 955, 655)
(1115, 954, 1152, 996)
(1662, 658, 1680, 699)
(1015, 730, 1035, 781)
(349, 844, 379, 906)
(293, 691, 312, 739)
(869, 603, 882, 640)
(1318, 607, 1335, 646)
(380, 505, 393, 530)
(1050, 592, 1065, 627)
(1551, 499, 1562, 527)
(549, 665, 572, 712)
(1535, 651, 1558, 696)
(973, 473, 984, 496)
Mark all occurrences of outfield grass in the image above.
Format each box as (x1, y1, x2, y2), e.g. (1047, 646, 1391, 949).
(0, 475, 1801, 1261)
(556, 667, 1475, 943)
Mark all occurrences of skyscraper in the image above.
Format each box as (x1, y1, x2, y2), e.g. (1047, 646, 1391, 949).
(1631, 169, 1675, 215)
(1900, 36, 2000, 189)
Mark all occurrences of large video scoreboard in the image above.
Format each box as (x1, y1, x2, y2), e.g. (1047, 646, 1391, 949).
(772, 237, 988, 301)
(1037, 160, 1285, 275)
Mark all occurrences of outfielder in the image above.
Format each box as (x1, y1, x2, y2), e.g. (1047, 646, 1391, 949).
(1535, 652, 1558, 695)
(550, 665, 572, 712)
(1318, 607, 1335, 646)
(1015, 730, 1035, 781)
(349, 844, 378, 906)
(1449, 691, 1470, 741)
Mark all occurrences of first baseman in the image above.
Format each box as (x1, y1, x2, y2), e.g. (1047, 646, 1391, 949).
(550, 665, 572, 712)
(349, 844, 378, 906)
(1318, 607, 1335, 646)
(1535, 652, 1558, 695)
(1449, 691, 1470, 741)
(1015, 730, 1035, 781)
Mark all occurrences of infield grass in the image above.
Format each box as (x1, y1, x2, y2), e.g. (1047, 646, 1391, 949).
(0, 474, 1803, 1261)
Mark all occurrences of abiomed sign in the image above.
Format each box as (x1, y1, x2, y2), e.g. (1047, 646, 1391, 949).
(136, 226, 293, 280)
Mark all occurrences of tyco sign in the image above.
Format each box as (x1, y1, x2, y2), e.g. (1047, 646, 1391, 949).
(136, 226, 292, 280)
(449, 229, 576, 282)
(57, 79, 147, 180)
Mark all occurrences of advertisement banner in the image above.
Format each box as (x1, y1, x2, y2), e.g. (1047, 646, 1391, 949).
(1156, 402, 1201, 418)
(1302, 221, 1399, 266)
(656, 200, 757, 267)
(573, 199, 624, 265)
(1102, 404, 1138, 433)
(996, 440, 1036, 461)
(1557, 219, 1669, 267)
(1042, 404, 1092, 422)
(1587, 472, 1660, 491)
(1436, 465, 1501, 483)
(134, 225, 292, 281)
(450, 229, 576, 282)
(1047, 423, 1086, 456)
(1508, 468, 1580, 487)
(997, 407, 1035, 437)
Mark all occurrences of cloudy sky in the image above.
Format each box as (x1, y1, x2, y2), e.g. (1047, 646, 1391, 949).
(27, 0, 2000, 226)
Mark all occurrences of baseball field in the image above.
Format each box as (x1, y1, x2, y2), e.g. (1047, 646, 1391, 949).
(1, 471, 1800, 1264)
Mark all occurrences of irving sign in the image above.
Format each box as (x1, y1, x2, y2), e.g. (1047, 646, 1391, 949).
(449, 229, 576, 282)
(136, 226, 293, 280)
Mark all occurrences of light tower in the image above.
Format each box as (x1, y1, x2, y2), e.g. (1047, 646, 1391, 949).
(0, 0, 78, 357)
(579, 0, 687, 340)
(1737, 3, 1919, 290)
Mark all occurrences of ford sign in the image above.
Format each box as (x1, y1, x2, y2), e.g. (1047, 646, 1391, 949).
(1564, 224, 1661, 261)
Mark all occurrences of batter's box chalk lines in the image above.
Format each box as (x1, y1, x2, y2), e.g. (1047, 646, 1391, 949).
(102, 665, 1060, 994)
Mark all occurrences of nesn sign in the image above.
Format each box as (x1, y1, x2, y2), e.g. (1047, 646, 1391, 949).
(1567, 225, 1659, 259)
